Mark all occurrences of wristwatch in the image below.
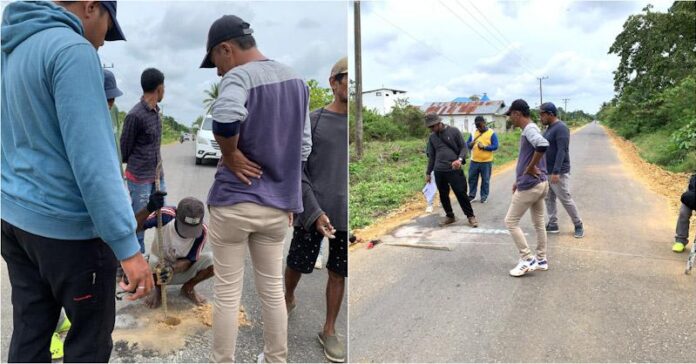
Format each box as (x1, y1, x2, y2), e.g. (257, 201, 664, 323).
(458, 157, 464, 162)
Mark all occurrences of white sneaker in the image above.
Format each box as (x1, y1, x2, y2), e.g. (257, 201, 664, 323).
(535, 257, 548, 271)
(425, 205, 434, 213)
(509, 257, 537, 277)
(314, 253, 324, 269)
(257, 352, 265, 363)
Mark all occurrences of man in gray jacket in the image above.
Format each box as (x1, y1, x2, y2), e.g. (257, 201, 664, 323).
(425, 114, 478, 227)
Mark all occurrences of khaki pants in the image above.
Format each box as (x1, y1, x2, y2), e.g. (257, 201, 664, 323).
(209, 203, 288, 363)
(505, 181, 549, 260)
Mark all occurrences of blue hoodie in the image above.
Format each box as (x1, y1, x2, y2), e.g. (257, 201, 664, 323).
(1, 1, 139, 260)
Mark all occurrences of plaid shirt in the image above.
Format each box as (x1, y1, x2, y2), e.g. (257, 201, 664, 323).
(120, 98, 162, 183)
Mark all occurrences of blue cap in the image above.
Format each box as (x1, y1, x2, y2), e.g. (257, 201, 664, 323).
(540, 102, 558, 116)
(100, 1, 126, 41)
(103, 69, 123, 99)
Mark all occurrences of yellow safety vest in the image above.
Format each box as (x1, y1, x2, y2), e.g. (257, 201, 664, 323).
(471, 129, 495, 163)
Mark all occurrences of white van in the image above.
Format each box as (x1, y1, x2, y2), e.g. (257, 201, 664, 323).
(195, 115, 220, 165)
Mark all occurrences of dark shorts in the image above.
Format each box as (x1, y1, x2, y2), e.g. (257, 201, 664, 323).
(287, 226, 347, 277)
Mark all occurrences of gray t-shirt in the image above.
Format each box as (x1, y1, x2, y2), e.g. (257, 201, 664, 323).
(296, 108, 348, 231)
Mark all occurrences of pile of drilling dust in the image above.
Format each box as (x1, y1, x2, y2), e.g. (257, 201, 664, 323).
(113, 305, 252, 355)
(112, 311, 205, 354)
(193, 304, 251, 328)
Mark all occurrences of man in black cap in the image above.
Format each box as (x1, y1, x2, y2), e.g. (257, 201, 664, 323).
(133, 196, 214, 309)
(2, 1, 151, 362)
(504, 99, 550, 277)
(539, 102, 584, 238)
(425, 113, 479, 227)
(200, 14, 312, 363)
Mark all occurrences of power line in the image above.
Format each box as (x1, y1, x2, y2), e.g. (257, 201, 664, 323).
(463, 0, 513, 49)
(438, 0, 536, 76)
(453, 0, 538, 75)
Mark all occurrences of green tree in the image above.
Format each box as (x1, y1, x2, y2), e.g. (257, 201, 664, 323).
(469, 94, 480, 101)
(609, 2, 696, 99)
(388, 98, 427, 139)
(308, 79, 333, 111)
(203, 82, 220, 114)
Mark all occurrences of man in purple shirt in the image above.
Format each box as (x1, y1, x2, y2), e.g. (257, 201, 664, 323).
(504, 99, 550, 277)
(120, 68, 166, 253)
(200, 15, 311, 363)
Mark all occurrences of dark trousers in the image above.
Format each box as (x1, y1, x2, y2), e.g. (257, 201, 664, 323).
(434, 170, 475, 218)
(468, 161, 493, 201)
(1, 220, 118, 363)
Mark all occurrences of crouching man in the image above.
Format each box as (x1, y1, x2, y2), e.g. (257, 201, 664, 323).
(136, 194, 214, 307)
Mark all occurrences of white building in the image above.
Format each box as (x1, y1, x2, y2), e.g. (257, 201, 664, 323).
(362, 88, 407, 115)
(421, 100, 508, 134)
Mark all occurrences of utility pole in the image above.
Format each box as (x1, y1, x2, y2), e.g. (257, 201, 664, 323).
(537, 76, 548, 106)
(561, 98, 570, 119)
(354, 1, 364, 160)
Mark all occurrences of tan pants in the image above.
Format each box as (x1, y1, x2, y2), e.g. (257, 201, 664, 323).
(209, 203, 288, 363)
(505, 181, 549, 260)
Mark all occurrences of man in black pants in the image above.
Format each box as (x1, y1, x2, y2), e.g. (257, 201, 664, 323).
(1, 2, 152, 362)
(285, 57, 348, 363)
(425, 114, 479, 227)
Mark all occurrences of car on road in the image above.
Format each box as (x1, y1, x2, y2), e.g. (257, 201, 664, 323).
(195, 115, 220, 165)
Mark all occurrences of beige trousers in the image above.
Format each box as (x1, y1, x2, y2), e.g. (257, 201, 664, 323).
(209, 203, 288, 363)
(505, 181, 549, 260)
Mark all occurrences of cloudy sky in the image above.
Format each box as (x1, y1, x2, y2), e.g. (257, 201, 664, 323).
(98, 1, 347, 126)
(350, 0, 673, 114)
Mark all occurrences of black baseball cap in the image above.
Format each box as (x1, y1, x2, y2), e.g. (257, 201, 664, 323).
(101, 1, 126, 41)
(175, 197, 205, 239)
(540, 102, 558, 116)
(505, 99, 530, 116)
(200, 15, 254, 68)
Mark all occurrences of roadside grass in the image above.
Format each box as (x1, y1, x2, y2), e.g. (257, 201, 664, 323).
(350, 129, 523, 230)
(630, 129, 696, 173)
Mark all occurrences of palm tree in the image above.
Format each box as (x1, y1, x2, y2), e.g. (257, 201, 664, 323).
(203, 82, 220, 113)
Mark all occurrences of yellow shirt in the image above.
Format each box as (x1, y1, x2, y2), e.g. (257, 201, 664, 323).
(471, 129, 495, 163)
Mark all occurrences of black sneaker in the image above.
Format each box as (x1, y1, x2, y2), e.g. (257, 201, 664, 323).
(546, 223, 560, 234)
(574, 224, 584, 238)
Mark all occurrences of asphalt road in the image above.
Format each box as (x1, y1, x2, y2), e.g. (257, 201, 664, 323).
(1, 141, 346, 363)
(348, 123, 696, 362)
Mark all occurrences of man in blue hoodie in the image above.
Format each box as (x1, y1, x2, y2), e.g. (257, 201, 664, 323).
(1, 2, 153, 362)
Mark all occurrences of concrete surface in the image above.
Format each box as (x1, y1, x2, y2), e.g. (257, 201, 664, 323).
(349, 124, 696, 362)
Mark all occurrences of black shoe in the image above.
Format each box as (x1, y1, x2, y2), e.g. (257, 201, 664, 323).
(546, 223, 560, 234)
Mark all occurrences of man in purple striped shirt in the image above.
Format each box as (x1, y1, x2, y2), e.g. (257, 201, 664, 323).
(200, 15, 311, 363)
(120, 68, 166, 253)
(504, 99, 550, 277)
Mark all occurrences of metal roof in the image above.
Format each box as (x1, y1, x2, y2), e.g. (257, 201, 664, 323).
(421, 100, 507, 116)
